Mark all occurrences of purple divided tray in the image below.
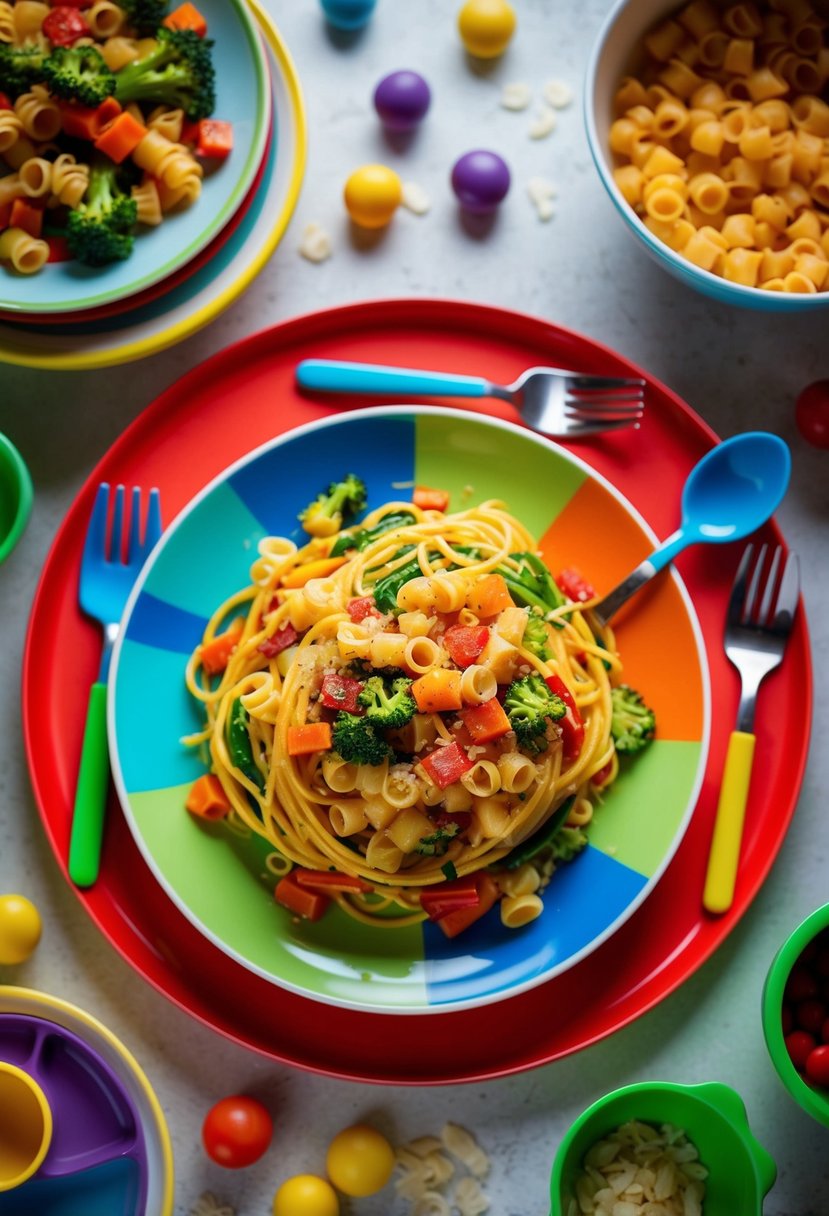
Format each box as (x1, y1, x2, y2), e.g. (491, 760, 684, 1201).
(0, 1013, 149, 1213)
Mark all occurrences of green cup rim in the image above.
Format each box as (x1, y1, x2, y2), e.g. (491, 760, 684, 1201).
(762, 901, 829, 1127)
(0, 433, 33, 564)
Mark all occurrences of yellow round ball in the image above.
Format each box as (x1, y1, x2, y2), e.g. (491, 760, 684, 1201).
(272, 1174, 339, 1216)
(0, 894, 42, 965)
(343, 164, 402, 229)
(325, 1123, 395, 1198)
(458, 0, 516, 58)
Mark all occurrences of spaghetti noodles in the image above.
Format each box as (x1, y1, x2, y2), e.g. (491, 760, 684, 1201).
(184, 489, 646, 936)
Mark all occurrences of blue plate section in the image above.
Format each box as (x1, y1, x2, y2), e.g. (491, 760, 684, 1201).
(114, 640, 206, 795)
(122, 594, 207, 655)
(0, 1158, 139, 1216)
(422, 846, 648, 1006)
(227, 414, 417, 539)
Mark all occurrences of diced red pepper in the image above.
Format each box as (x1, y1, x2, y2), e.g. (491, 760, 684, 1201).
(347, 596, 380, 623)
(459, 698, 512, 743)
(257, 622, 298, 658)
(320, 672, 363, 713)
(545, 674, 584, 761)
(195, 118, 233, 159)
(592, 760, 614, 788)
(42, 5, 90, 44)
(0, 93, 12, 110)
(179, 118, 200, 145)
(442, 624, 490, 669)
(420, 741, 474, 790)
(557, 566, 596, 603)
(46, 235, 72, 263)
(420, 875, 481, 921)
(433, 810, 472, 833)
(293, 868, 372, 894)
(413, 486, 450, 512)
(274, 872, 329, 921)
(9, 198, 44, 239)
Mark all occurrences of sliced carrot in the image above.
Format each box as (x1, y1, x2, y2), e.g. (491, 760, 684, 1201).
(459, 698, 511, 743)
(411, 668, 463, 714)
(413, 486, 450, 512)
(286, 722, 333, 756)
(94, 110, 148, 163)
(58, 96, 121, 140)
(274, 872, 329, 921)
(466, 572, 514, 618)
(196, 118, 233, 159)
(199, 618, 244, 674)
(185, 773, 231, 820)
(162, 1, 207, 35)
(9, 198, 43, 239)
(438, 874, 500, 938)
(294, 869, 372, 894)
(280, 555, 347, 588)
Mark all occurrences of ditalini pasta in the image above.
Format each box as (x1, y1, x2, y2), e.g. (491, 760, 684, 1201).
(184, 481, 657, 939)
(0, 0, 232, 275)
(610, 0, 829, 292)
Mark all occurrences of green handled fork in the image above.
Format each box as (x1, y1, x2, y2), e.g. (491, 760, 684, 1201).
(68, 483, 162, 887)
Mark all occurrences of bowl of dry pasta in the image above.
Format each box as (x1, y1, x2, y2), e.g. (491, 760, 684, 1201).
(585, 0, 829, 309)
(0, 0, 271, 314)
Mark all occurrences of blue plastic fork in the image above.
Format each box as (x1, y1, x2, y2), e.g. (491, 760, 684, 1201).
(68, 483, 162, 888)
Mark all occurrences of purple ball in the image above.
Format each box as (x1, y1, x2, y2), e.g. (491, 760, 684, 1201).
(451, 150, 511, 214)
(373, 70, 431, 132)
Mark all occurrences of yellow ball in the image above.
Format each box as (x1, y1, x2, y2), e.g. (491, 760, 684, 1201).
(0, 894, 42, 965)
(325, 1123, 395, 1198)
(273, 1174, 339, 1216)
(458, 0, 516, 58)
(343, 164, 402, 229)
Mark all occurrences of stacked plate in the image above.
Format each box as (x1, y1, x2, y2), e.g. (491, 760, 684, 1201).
(0, 0, 305, 370)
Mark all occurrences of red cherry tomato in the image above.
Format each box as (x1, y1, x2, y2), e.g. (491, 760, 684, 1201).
(804, 1044, 829, 1088)
(795, 380, 829, 450)
(785, 1029, 816, 1070)
(797, 998, 827, 1036)
(42, 5, 89, 44)
(202, 1096, 273, 1168)
(785, 964, 818, 1003)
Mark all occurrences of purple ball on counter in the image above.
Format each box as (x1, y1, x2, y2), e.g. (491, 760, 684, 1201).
(451, 149, 511, 214)
(373, 70, 431, 132)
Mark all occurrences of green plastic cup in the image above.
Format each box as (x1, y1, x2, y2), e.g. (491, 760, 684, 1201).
(762, 902, 829, 1128)
(549, 1080, 776, 1216)
(0, 433, 32, 565)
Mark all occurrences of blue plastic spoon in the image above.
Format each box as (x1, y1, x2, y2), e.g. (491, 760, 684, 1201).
(593, 431, 791, 624)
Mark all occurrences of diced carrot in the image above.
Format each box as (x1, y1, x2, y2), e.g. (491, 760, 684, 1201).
(280, 556, 347, 588)
(274, 872, 329, 921)
(162, 1, 207, 35)
(438, 874, 500, 938)
(411, 668, 463, 714)
(185, 773, 231, 820)
(199, 618, 244, 674)
(196, 118, 233, 159)
(58, 96, 121, 140)
(46, 235, 72, 262)
(459, 698, 511, 743)
(0, 201, 11, 230)
(94, 110, 148, 163)
(286, 722, 333, 756)
(413, 486, 450, 512)
(9, 198, 43, 239)
(294, 869, 372, 894)
(466, 572, 514, 618)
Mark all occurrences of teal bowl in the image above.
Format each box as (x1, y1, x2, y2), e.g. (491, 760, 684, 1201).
(584, 0, 829, 312)
(762, 902, 829, 1128)
(0, 434, 32, 563)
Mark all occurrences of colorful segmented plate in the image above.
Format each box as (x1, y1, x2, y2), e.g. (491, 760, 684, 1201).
(22, 301, 811, 1077)
(108, 408, 709, 1014)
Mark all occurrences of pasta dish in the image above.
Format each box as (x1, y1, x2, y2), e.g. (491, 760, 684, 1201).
(184, 478, 656, 938)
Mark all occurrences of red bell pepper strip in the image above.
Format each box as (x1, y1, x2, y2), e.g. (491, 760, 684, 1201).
(0, 93, 12, 110)
(420, 741, 474, 790)
(459, 698, 512, 743)
(545, 674, 584, 761)
(436, 874, 501, 938)
(419, 875, 481, 921)
(319, 672, 363, 713)
(46, 236, 72, 263)
(274, 872, 329, 921)
(293, 869, 372, 894)
(257, 622, 298, 658)
(43, 6, 90, 44)
(442, 624, 489, 669)
(557, 566, 596, 603)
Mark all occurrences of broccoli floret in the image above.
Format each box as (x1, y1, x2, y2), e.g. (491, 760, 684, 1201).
(120, 0, 169, 33)
(357, 674, 416, 730)
(65, 158, 138, 267)
(0, 43, 47, 98)
(522, 612, 552, 660)
(331, 712, 392, 766)
(551, 825, 588, 863)
(610, 684, 656, 754)
(113, 26, 216, 119)
(504, 673, 566, 755)
(299, 473, 367, 539)
(42, 45, 116, 108)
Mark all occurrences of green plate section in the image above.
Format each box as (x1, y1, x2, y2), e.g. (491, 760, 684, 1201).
(587, 740, 703, 878)
(130, 785, 428, 1007)
(414, 413, 586, 539)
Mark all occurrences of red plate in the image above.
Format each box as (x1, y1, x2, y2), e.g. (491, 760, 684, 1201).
(22, 299, 812, 1084)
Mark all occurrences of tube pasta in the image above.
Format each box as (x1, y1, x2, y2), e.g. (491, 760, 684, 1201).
(14, 84, 61, 141)
(0, 224, 47, 271)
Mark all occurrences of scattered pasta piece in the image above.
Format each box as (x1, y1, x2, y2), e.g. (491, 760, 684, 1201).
(543, 78, 573, 109)
(299, 222, 333, 263)
(528, 105, 557, 139)
(440, 1123, 490, 1179)
(401, 180, 432, 215)
(567, 1121, 708, 1216)
(395, 1124, 492, 1216)
(189, 1194, 236, 1216)
(527, 176, 557, 221)
(500, 81, 532, 111)
(454, 1175, 490, 1215)
(412, 1194, 451, 1216)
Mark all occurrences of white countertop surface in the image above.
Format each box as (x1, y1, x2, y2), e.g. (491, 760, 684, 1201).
(1, 2, 828, 1213)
